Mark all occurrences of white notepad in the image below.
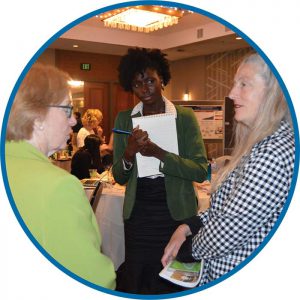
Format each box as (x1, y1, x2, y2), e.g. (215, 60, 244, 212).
(132, 113, 178, 177)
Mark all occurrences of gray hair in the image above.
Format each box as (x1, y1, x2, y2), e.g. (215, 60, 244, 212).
(212, 53, 290, 192)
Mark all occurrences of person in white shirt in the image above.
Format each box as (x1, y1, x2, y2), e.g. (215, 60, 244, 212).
(76, 108, 104, 148)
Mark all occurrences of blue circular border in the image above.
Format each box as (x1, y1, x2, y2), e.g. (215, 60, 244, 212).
(1, 1, 299, 299)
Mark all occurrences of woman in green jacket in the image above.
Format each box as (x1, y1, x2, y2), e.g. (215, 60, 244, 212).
(5, 63, 115, 289)
(113, 48, 208, 294)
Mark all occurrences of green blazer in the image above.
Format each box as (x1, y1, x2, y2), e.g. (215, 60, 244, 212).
(5, 141, 116, 289)
(112, 105, 208, 221)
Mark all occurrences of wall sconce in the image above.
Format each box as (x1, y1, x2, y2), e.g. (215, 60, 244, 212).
(68, 80, 84, 87)
(183, 88, 190, 101)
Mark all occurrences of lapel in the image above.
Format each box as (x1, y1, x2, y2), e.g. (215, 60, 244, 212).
(131, 111, 142, 118)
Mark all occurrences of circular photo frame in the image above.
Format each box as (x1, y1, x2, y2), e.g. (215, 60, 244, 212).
(1, 1, 299, 299)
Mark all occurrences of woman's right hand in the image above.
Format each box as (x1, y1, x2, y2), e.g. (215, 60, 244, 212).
(161, 224, 191, 267)
(124, 126, 149, 161)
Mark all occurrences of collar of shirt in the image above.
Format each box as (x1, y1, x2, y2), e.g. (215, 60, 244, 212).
(252, 120, 292, 152)
(130, 96, 177, 117)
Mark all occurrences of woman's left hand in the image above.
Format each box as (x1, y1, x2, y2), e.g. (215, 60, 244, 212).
(161, 224, 191, 267)
(139, 140, 166, 161)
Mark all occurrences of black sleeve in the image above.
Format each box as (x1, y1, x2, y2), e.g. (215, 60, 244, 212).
(176, 216, 204, 263)
(183, 215, 204, 236)
(71, 151, 91, 179)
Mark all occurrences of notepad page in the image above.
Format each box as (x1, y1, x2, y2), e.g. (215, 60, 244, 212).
(132, 113, 178, 177)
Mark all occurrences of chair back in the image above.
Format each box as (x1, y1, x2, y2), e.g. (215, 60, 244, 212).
(90, 182, 103, 213)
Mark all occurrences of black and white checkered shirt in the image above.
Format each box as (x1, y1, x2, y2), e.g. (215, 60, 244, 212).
(192, 120, 295, 285)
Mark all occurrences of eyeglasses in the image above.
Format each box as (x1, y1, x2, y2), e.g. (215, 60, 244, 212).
(47, 105, 73, 118)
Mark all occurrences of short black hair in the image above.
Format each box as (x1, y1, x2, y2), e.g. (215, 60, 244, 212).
(74, 112, 81, 118)
(118, 47, 171, 92)
(83, 134, 101, 154)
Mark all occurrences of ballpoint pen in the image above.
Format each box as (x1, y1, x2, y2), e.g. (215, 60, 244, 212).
(112, 128, 132, 135)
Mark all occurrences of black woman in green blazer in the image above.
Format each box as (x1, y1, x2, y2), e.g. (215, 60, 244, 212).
(113, 104, 208, 220)
(113, 47, 207, 294)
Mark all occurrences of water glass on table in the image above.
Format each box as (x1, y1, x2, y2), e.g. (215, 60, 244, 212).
(89, 169, 98, 178)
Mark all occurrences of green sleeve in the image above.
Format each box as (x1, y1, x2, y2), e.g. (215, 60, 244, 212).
(160, 107, 208, 183)
(112, 110, 135, 185)
(43, 176, 116, 289)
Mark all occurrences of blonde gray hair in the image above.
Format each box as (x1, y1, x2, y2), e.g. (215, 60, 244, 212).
(212, 53, 291, 192)
(6, 63, 71, 141)
(81, 109, 103, 128)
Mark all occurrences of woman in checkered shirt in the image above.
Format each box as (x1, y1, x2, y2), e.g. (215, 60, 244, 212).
(161, 53, 295, 286)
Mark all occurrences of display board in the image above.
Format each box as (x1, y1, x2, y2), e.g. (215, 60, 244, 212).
(184, 105, 223, 139)
(173, 100, 224, 158)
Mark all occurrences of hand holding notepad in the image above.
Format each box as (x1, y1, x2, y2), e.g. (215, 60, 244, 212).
(132, 113, 178, 177)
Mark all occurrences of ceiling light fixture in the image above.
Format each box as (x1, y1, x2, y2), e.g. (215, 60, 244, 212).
(68, 80, 84, 87)
(99, 6, 186, 33)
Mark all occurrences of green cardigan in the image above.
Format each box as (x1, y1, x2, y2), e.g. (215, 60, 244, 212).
(5, 141, 116, 289)
(112, 105, 208, 220)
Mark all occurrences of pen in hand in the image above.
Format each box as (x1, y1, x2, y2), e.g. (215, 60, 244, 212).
(112, 128, 132, 135)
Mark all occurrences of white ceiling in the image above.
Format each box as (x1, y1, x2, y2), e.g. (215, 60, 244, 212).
(49, 9, 250, 61)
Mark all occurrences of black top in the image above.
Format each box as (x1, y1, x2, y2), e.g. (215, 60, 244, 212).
(72, 121, 83, 133)
(71, 149, 104, 179)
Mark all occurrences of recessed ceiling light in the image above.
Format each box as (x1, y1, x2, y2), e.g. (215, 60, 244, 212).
(73, 44, 79, 48)
(235, 36, 242, 40)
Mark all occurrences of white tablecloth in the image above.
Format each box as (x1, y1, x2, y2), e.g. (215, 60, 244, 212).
(84, 180, 210, 269)
(85, 184, 125, 270)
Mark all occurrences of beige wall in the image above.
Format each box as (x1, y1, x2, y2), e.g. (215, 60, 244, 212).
(169, 47, 253, 101)
(55, 50, 121, 82)
(36, 47, 253, 102)
(205, 48, 253, 100)
(36, 48, 55, 66)
(170, 56, 206, 100)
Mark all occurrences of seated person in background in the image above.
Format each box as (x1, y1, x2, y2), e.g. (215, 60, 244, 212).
(72, 111, 83, 132)
(5, 63, 115, 289)
(77, 108, 105, 148)
(71, 134, 105, 179)
(161, 53, 295, 286)
(100, 132, 114, 169)
(71, 111, 83, 151)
